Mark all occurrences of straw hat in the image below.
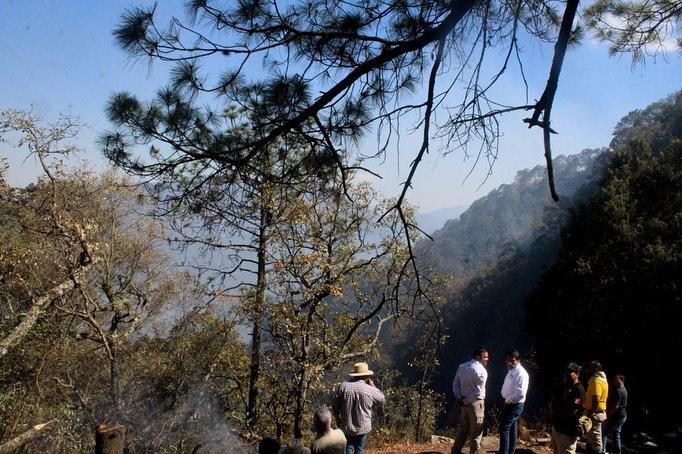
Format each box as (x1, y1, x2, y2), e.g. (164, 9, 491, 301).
(349, 362, 374, 377)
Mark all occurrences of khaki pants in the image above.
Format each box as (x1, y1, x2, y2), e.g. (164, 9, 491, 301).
(551, 426, 578, 454)
(451, 400, 484, 454)
(587, 412, 607, 453)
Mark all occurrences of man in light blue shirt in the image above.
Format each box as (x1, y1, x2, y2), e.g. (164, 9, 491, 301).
(498, 350, 530, 454)
(451, 347, 489, 454)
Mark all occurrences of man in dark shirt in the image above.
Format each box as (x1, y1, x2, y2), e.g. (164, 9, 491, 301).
(550, 362, 586, 454)
(603, 375, 628, 454)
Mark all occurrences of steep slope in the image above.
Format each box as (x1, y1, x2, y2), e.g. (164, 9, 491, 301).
(390, 148, 613, 418)
(527, 91, 682, 430)
(417, 149, 611, 282)
(416, 205, 468, 235)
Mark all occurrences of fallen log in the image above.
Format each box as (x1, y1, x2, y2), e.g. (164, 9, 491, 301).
(430, 434, 454, 444)
(0, 419, 57, 454)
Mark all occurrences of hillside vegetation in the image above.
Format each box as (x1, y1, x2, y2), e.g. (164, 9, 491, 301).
(395, 92, 682, 436)
(1, 91, 680, 452)
(528, 92, 682, 430)
(418, 148, 610, 282)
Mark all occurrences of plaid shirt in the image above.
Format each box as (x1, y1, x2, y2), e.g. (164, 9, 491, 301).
(333, 380, 385, 436)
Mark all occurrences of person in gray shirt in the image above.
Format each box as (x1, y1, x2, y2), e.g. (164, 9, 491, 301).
(603, 374, 628, 454)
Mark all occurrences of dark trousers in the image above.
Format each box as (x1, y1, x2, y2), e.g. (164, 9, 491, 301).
(603, 415, 626, 454)
(345, 433, 368, 454)
(499, 402, 524, 454)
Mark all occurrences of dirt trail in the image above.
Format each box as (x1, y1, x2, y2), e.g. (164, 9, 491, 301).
(366, 435, 552, 454)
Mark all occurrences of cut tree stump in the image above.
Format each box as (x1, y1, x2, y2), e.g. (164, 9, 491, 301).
(95, 424, 125, 454)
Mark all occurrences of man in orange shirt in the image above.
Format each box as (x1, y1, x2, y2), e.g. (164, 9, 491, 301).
(583, 361, 609, 453)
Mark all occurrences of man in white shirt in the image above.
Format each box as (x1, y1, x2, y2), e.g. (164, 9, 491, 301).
(498, 350, 530, 454)
(451, 347, 489, 454)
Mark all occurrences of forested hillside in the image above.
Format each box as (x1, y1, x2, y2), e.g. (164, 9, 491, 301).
(527, 91, 682, 430)
(395, 92, 682, 434)
(3, 91, 680, 453)
(395, 148, 612, 418)
(418, 149, 610, 282)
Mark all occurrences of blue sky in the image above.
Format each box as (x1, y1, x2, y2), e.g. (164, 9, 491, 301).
(1, 0, 680, 212)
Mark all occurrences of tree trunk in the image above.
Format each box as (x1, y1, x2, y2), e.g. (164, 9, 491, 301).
(293, 368, 310, 439)
(293, 325, 312, 439)
(415, 368, 428, 442)
(109, 343, 121, 419)
(95, 424, 125, 454)
(246, 201, 270, 431)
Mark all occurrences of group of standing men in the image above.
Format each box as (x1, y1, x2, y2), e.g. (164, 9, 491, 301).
(450, 348, 628, 454)
(550, 360, 628, 454)
(450, 348, 530, 454)
(274, 352, 627, 454)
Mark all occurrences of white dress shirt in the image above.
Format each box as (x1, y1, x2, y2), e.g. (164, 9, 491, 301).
(501, 363, 529, 404)
(452, 359, 488, 404)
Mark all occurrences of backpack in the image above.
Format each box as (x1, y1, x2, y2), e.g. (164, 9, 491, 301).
(577, 415, 592, 436)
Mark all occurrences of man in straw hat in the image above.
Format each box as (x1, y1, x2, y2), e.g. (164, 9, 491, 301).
(332, 362, 385, 454)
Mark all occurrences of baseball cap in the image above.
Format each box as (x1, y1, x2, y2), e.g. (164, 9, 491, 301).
(566, 362, 581, 373)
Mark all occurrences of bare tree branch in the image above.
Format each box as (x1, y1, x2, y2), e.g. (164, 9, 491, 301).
(0, 420, 58, 454)
(525, 0, 581, 202)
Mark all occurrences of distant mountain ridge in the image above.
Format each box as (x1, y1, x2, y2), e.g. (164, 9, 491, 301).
(417, 148, 611, 282)
(415, 205, 468, 235)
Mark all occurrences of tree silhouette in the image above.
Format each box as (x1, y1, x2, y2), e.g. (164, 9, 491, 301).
(102, 0, 608, 287)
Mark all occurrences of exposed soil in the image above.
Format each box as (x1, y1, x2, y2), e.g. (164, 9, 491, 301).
(366, 435, 553, 454)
